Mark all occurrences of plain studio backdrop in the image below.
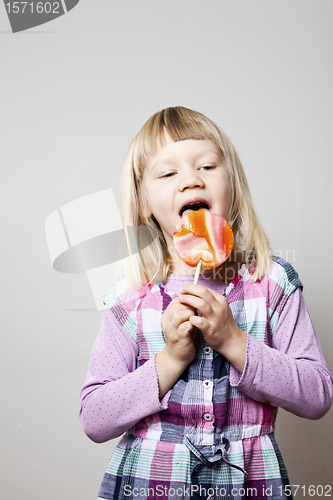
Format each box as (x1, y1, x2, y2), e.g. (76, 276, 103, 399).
(1, 1, 332, 499)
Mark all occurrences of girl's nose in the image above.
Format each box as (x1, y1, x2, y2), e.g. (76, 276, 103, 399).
(178, 171, 205, 191)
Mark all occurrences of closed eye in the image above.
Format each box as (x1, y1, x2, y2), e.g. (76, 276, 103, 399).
(160, 171, 176, 178)
(199, 165, 215, 171)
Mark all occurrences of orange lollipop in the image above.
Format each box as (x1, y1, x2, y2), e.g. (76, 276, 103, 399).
(173, 210, 234, 283)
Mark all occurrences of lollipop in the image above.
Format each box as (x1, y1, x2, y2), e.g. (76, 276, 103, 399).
(173, 210, 234, 284)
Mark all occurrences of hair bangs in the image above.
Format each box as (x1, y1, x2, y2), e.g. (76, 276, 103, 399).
(159, 107, 216, 143)
(133, 107, 222, 180)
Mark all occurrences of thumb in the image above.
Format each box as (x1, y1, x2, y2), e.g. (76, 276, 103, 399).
(178, 321, 194, 337)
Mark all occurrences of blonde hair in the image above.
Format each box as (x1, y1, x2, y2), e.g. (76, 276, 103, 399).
(118, 106, 272, 288)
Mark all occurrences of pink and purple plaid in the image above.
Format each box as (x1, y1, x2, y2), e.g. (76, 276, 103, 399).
(81, 258, 331, 500)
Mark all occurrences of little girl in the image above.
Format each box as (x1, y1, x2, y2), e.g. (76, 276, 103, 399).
(80, 106, 333, 500)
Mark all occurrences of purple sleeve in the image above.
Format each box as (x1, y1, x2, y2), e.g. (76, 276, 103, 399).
(230, 288, 333, 419)
(79, 308, 171, 443)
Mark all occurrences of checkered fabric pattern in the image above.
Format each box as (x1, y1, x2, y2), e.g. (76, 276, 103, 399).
(99, 258, 302, 499)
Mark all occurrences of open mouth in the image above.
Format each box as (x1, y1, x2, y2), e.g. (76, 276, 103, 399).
(179, 201, 210, 218)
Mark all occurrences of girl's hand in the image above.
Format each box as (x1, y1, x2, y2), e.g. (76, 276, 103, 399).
(156, 297, 196, 397)
(161, 296, 197, 366)
(178, 285, 247, 374)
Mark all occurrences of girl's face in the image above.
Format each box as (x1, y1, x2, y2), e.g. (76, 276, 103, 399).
(142, 131, 233, 274)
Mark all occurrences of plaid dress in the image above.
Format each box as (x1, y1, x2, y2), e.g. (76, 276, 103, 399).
(97, 258, 303, 500)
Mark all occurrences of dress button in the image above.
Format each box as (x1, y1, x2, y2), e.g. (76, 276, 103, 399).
(203, 379, 212, 389)
(204, 346, 211, 355)
(203, 413, 213, 421)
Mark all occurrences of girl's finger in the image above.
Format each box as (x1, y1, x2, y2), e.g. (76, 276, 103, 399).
(189, 315, 206, 329)
(180, 284, 212, 298)
(168, 296, 197, 313)
(178, 320, 194, 336)
(164, 308, 196, 331)
(178, 293, 213, 318)
(180, 284, 225, 304)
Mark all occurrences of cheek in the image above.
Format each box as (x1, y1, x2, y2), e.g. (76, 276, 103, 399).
(145, 183, 167, 208)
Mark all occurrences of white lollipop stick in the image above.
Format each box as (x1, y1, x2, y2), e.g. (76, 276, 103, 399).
(193, 259, 202, 285)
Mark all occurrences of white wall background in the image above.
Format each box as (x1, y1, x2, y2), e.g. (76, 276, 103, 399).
(1, 1, 332, 499)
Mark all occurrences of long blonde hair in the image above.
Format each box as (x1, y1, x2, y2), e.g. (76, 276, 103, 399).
(118, 106, 272, 288)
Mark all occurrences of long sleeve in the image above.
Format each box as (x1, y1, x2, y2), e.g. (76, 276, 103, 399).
(79, 308, 170, 443)
(230, 287, 333, 419)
